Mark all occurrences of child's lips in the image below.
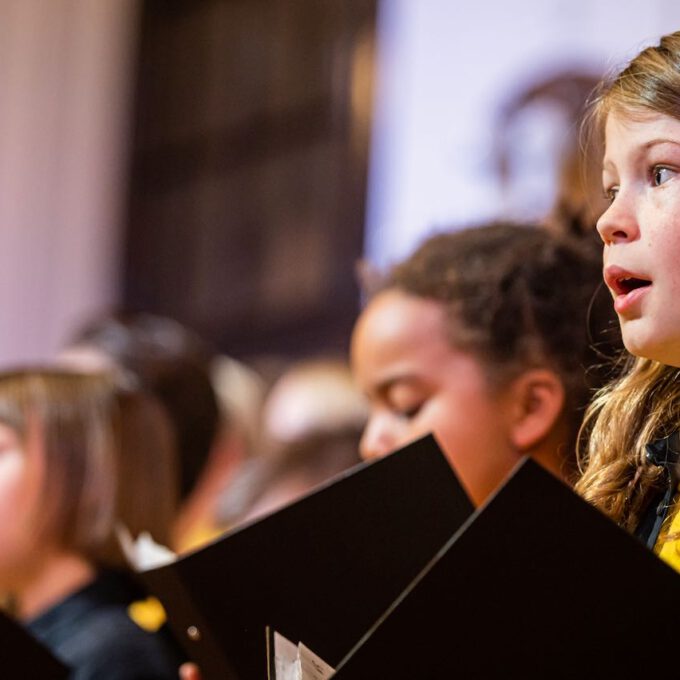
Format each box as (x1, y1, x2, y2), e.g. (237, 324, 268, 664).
(604, 265, 652, 314)
(613, 285, 651, 315)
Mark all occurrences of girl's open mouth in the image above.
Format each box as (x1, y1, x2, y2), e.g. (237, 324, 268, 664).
(613, 278, 652, 315)
(604, 266, 652, 296)
(604, 266, 653, 315)
(615, 277, 652, 296)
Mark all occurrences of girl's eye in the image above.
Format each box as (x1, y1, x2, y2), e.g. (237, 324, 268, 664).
(603, 186, 619, 204)
(397, 403, 423, 420)
(653, 166, 675, 186)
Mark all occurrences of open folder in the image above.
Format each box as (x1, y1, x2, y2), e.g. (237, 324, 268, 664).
(332, 457, 680, 678)
(0, 608, 69, 679)
(140, 435, 474, 680)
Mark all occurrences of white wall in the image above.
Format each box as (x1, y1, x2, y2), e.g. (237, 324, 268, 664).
(366, 0, 680, 267)
(0, 0, 138, 364)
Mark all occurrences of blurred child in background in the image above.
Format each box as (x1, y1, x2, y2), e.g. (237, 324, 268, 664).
(60, 313, 225, 551)
(0, 369, 184, 679)
(219, 357, 366, 526)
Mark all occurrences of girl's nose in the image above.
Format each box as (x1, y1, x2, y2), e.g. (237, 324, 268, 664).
(359, 415, 397, 461)
(596, 193, 639, 245)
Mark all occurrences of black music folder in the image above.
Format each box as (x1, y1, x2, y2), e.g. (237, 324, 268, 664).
(141, 435, 474, 680)
(0, 608, 69, 679)
(332, 457, 680, 679)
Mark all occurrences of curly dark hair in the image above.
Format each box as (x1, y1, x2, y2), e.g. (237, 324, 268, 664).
(381, 223, 620, 447)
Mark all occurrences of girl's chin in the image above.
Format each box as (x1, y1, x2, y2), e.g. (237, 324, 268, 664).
(622, 330, 680, 367)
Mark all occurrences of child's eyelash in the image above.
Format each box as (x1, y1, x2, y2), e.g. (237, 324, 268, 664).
(651, 164, 676, 186)
(603, 186, 618, 203)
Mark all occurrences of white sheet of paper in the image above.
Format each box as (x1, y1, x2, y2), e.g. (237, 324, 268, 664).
(274, 632, 301, 680)
(117, 526, 177, 570)
(298, 642, 335, 680)
(273, 632, 335, 680)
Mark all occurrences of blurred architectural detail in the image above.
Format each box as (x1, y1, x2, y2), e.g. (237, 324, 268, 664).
(124, 0, 377, 359)
(493, 69, 608, 236)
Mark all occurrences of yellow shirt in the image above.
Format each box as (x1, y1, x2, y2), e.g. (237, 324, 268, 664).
(655, 496, 680, 572)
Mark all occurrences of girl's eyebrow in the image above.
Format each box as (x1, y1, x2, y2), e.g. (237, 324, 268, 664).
(602, 138, 680, 172)
(641, 138, 680, 150)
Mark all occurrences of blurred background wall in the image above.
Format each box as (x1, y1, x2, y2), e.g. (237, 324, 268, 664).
(0, 0, 138, 363)
(365, 0, 680, 267)
(2, 0, 680, 365)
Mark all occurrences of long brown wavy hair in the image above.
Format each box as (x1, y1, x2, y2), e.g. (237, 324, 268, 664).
(575, 31, 680, 529)
(576, 359, 680, 530)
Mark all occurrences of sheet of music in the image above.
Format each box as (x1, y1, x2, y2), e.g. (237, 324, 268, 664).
(273, 632, 335, 680)
(298, 642, 335, 680)
(274, 632, 300, 680)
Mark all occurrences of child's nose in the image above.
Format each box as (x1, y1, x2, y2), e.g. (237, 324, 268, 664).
(596, 194, 639, 245)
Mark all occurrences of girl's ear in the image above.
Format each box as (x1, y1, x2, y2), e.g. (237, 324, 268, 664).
(507, 369, 565, 453)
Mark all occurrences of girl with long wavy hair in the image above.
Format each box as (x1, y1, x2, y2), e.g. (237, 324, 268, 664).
(575, 31, 680, 568)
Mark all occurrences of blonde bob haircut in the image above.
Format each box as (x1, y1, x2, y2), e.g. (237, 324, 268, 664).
(576, 31, 680, 529)
(0, 369, 178, 567)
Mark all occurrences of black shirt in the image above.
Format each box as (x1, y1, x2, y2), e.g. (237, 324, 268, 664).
(27, 570, 185, 680)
